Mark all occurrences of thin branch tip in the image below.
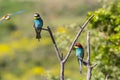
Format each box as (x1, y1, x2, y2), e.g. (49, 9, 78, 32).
(91, 63, 97, 68)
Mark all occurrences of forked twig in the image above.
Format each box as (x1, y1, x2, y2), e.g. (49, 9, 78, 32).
(47, 14, 94, 80)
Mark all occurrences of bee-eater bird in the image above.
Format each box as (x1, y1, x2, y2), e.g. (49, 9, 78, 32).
(33, 13, 43, 41)
(74, 42, 84, 73)
(0, 10, 25, 23)
(0, 14, 10, 23)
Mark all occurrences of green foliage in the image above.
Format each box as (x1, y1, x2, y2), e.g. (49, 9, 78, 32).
(88, 0, 120, 79)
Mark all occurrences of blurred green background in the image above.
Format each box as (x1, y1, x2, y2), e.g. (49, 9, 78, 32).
(0, 0, 119, 80)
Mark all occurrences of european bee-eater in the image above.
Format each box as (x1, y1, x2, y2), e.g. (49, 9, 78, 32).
(74, 42, 84, 73)
(0, 10, 25, 23)
(33, 13, 43, 41)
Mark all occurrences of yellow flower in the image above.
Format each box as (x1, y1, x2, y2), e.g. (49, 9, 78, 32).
(22, 67, 46, 80)
(57, 26, 67, 33)
(0, 44, 10, 53)
(32, 67, 45, 75)
(0, 44, 13, 57)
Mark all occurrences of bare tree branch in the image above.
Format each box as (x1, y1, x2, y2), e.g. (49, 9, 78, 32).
(47, 26, 62, 61)
(60, 62, 65, 80)
(63, 14, 94, 63)
(86, 31, 92, 80)
(47, 26, 65, 80)
(47, 15, 94, 80)
(86, 31, 97, 80)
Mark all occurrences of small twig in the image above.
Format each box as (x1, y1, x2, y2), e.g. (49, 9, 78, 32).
(91, 63, 97, 68)
(47, 26, 62, 61)
(63, 14, 94, 63)
(42, 28, 48, 31)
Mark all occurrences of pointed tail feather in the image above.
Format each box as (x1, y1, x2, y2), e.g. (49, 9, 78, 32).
(36, 29, 41, 40)
(37, 32, 41, 39)
(79, 60, 82, 73)
(77, 57, 83, 73)
(36, 32, 41, 41)
(38, 28, 42, 39)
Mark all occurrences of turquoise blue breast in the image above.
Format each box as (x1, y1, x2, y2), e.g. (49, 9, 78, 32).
(34, 19, 43, 28)
(76, 48, 84, 58)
